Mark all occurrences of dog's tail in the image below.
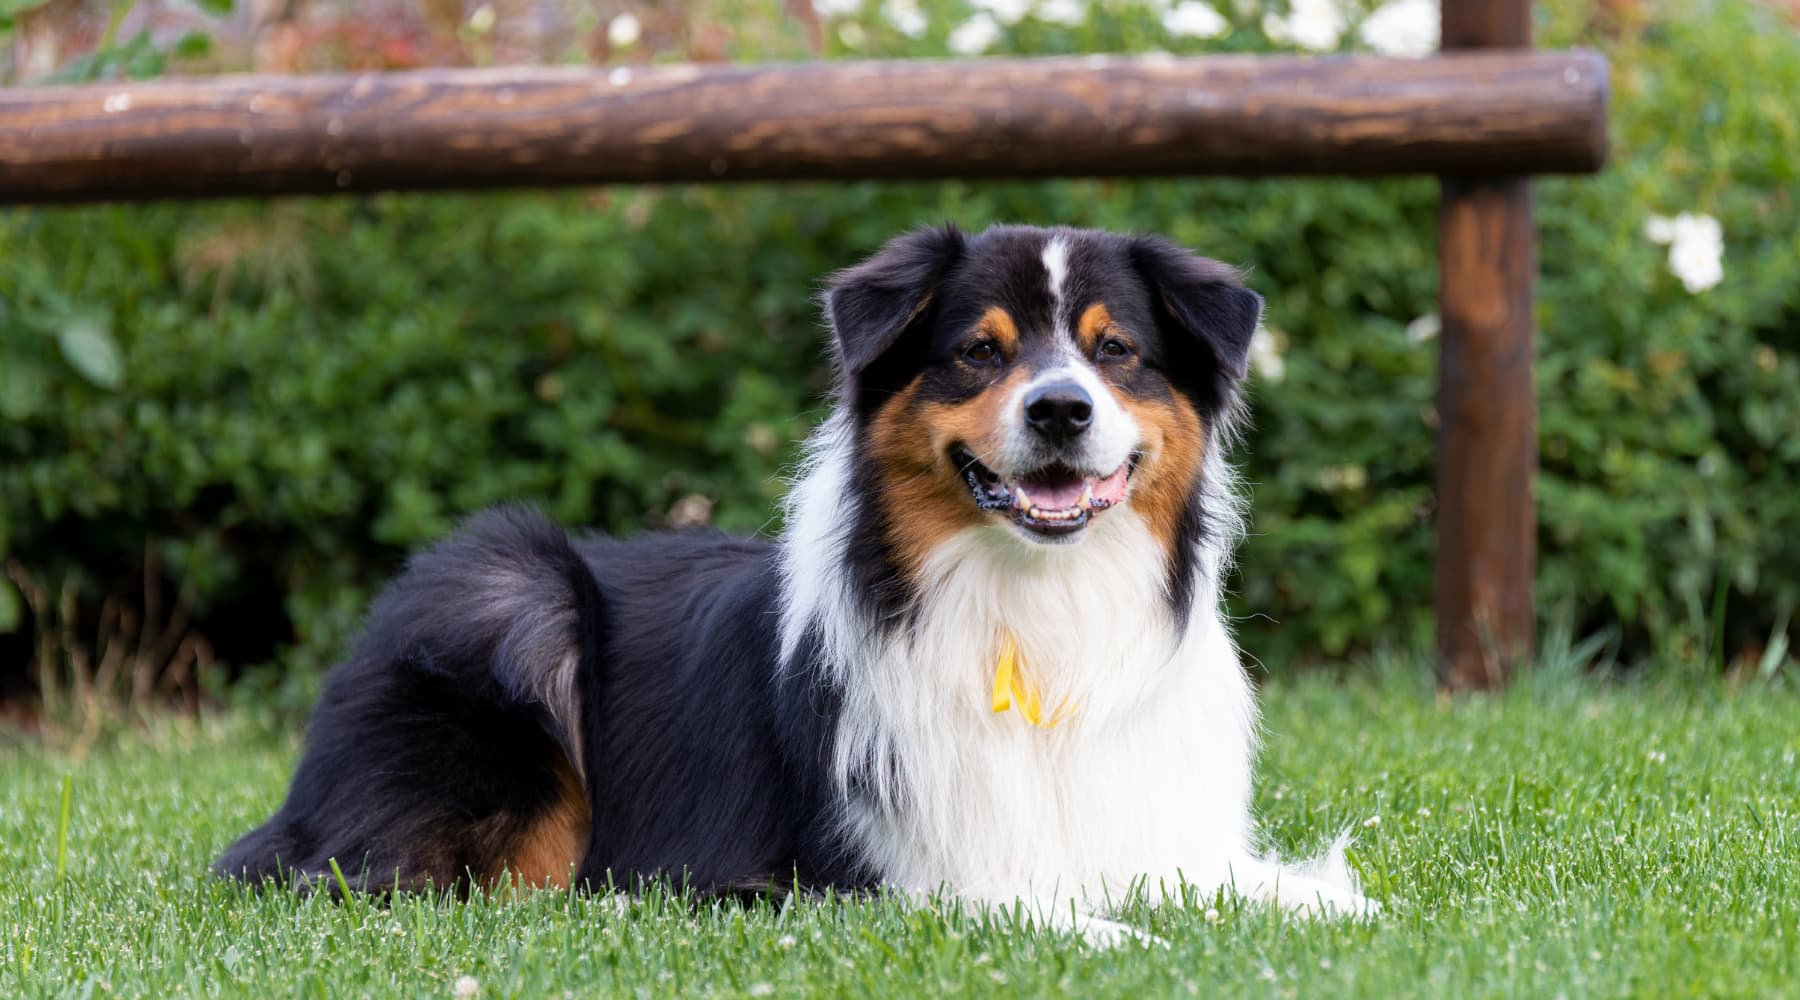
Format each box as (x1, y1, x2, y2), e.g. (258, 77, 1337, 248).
(216, 504, 609, 889)
(352, 502, 608, 783)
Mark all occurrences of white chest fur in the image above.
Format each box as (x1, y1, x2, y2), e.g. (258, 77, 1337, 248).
(794, 501, 1261, 907)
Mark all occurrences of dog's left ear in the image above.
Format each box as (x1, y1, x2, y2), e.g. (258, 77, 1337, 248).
(1129, 236, 1264, 383)
(823, 225, 966, 378)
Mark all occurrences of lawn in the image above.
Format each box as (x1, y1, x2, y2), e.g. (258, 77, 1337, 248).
(2, 665, 1796, 998)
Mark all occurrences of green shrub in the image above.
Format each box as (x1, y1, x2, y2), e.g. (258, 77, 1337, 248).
(1, 0, 1796, 718)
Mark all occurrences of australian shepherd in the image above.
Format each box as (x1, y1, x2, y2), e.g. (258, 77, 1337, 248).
(218, 224, 1373, 942)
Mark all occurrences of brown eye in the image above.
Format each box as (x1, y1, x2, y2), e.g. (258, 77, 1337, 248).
(1099, 337, 1132, 360)
(964, 341, 1000, 365)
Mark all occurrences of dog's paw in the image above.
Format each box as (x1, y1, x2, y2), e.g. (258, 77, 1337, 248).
(1071, 914, 1168, 949)
(1275, 881, 1382, 919)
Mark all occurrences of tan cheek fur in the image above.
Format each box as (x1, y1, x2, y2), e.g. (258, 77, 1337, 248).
(1081, 300, 1207, 557)
(1118, 392, 1206, 558)
(867, 370, 1029, 575)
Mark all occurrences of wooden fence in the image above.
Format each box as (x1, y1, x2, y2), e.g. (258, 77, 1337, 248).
(0, 0, 1608, 689)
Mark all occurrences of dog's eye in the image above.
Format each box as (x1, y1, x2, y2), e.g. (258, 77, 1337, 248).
(963, 341, 1001, 365)
(1098, 337, 1132, 361)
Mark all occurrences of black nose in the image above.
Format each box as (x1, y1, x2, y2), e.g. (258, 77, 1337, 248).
(1023, 381, 1093, 442)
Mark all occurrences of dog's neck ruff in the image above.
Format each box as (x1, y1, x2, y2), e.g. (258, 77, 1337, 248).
(775, 409, 1259, 907)
(991, 630, 1076, 728)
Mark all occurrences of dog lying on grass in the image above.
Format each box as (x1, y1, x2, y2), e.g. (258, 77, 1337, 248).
(219, 224, 1374, 943)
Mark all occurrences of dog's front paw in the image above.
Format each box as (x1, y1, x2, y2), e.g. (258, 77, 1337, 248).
(1070, 914, 1168, 949)
(1274, 880, 1382, 919)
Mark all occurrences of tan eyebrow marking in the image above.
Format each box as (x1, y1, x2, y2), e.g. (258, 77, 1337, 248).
(974, 306, 1021, 354)
(1077, 302, 1117, 354)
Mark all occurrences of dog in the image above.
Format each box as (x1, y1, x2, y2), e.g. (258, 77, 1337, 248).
(217, 224, 1372, 942)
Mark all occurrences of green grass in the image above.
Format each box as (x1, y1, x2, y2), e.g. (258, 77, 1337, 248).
(3, 667, 1797, 998)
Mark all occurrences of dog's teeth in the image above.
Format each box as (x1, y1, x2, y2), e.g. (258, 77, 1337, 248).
(1080, 481, 1094, 510)
(1014, 486, 1032, 508)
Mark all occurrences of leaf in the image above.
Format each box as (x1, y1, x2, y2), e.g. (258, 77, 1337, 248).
(192, 0, 234, 14)
(172, 31, 215, 59)
(0, 576, 21, 633)
(57, 315, 124, 390)
(0, 360, 49, 419)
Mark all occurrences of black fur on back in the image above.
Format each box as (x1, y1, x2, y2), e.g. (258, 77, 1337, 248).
(215, 505, 870, 896)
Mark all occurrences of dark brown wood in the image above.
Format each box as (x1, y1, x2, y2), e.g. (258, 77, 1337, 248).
(0, 51, 1607, 204)
(1442, 0, 1532, 48)
(1436, 179, 1536, 690)
(1435, 0, 1541, 691)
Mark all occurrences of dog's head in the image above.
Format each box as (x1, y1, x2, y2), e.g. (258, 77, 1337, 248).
(824, 224, 1260, 566)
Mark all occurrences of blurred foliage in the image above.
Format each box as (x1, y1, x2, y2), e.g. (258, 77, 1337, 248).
(1, 0, 1797, 722)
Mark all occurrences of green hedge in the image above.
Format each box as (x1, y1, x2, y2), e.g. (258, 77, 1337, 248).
(2, 0, 1797, 711)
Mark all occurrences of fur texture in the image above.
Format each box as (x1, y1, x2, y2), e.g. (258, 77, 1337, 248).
(217, 224, 1372, 938)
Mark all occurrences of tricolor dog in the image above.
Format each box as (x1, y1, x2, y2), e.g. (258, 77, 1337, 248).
(218, 224, 1373, 942)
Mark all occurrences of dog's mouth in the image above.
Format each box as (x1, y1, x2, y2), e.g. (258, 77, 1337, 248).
(952, 446, 1134, 538)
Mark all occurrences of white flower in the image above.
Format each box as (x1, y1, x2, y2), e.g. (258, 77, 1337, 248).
(972, 0, 1032, 25)
(948, 12, 1002, 53)
(884, 0, 929, 36)
(748, 985, 776, 998)
(1645, 212, 1723, 293)
(1035, 0, 1087, 27)
(1362, 814, 1382, 828)
(813, 0, 864, 17)
(1643, 215, 1678, 243)
(1405, 312, 1439, 345)
(606, 12, 641, 47)
(1163, 1, 1228, 38)
(1248, 327, 1285, 382)
(1263, 0, 1344, 51)
(1359, 0, 1437, 57)
(1669, 239, 1723, 292)
(666, 494, 715, 527)
(452, 977, 480, 1000)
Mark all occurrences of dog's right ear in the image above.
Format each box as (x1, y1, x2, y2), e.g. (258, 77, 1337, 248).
(823, 225, 966, 378)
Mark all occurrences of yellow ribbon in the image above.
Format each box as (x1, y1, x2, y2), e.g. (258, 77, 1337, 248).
(992, 630, 1075, 728)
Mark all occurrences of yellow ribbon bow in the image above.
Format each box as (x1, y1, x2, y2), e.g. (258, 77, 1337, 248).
(991, 630, 1076, 728)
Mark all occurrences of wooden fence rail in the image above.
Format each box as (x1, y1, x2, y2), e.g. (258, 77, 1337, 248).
(0, 39, 1609, 690)
(0, 52, 1606, 202)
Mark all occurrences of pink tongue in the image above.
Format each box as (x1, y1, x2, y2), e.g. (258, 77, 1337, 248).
(1020, 472, 1087, 510)
(1092, 463, 1130, 505)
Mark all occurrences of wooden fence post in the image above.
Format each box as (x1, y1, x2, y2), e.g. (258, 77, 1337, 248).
(1436, 0, 1538, 690)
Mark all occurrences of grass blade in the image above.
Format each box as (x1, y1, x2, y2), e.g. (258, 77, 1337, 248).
(55, 773, 72, 879)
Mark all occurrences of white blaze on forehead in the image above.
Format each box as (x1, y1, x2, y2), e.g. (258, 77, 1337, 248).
(1042, 236, 1070, 306)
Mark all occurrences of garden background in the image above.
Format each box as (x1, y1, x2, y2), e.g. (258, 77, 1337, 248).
(2, 0, 1797, 731)
(4, 2, 1800, 997)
